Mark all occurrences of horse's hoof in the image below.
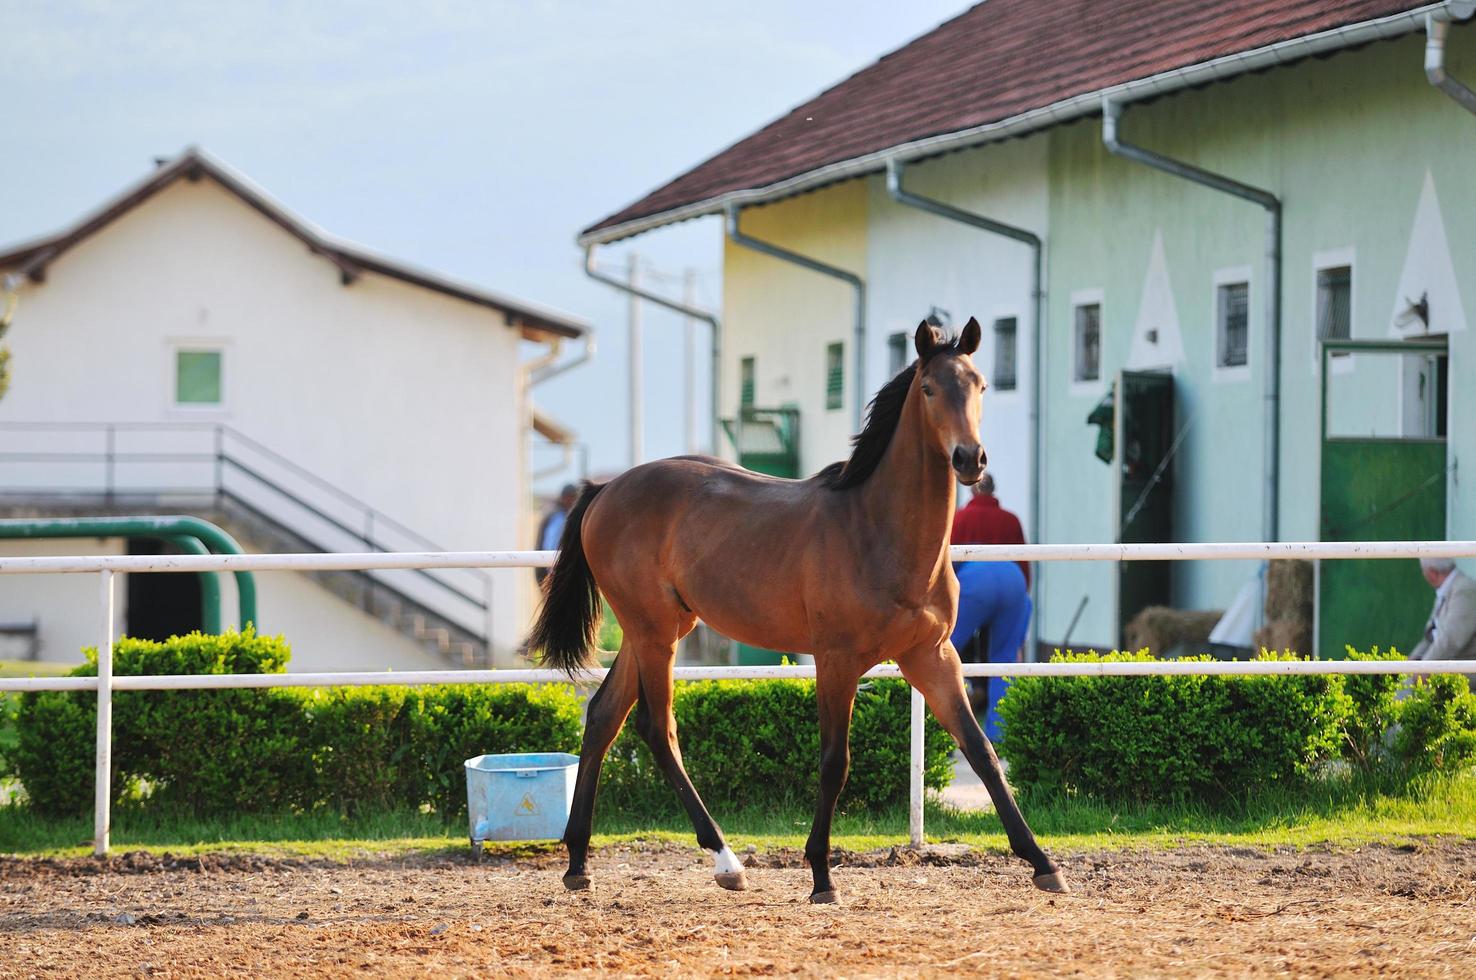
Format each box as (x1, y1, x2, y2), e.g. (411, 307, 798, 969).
(1032, 870, 1071, 894)
(562, 873, 591, 891)
(809, 890, 839, 904)
(715, 870, 749, 891)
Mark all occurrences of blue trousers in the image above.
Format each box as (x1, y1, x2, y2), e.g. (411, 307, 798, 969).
(949, 561, 1032, 742)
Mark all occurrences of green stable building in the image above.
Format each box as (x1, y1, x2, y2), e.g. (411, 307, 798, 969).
(582, 1, 1476, 657)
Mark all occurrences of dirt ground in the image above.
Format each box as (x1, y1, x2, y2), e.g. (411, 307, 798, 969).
(2, 839, 1475, 978)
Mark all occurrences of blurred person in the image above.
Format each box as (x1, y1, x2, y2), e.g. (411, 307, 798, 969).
(535, 484, 579, 588)
(1410, 557, 1476, 689)
(952, 471, 1029, 586)
(950, 470, 1031, 739)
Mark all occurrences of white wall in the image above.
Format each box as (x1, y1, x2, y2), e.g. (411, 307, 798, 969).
(251, 567, 451, 672)
(0, 539, 124, 666)
(864, 135, 1049, 532)
(1, 177, 535, 661)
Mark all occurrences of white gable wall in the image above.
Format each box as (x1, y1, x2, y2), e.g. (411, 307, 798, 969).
(865, 134, 1049, 533)
(0, 178, 532, 663)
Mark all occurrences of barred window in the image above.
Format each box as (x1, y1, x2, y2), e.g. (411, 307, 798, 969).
(992, 317, 1017, 390)
(1317, 266, 1352, 342)
(1074, 304, 1101, 382)
(1216, 282, 1249, 368)
(887, 331, 908, 376)
(825, 342, 844, 411)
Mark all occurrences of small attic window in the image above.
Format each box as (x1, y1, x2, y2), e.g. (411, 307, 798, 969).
(175, 348, 222, 406)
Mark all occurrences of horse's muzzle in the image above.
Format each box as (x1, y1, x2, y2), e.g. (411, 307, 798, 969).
(951, 444, 986, 484)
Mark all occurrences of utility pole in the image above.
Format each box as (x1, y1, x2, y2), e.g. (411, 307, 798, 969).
(683, 268, 698, 454)
(627, 254, 644, 468)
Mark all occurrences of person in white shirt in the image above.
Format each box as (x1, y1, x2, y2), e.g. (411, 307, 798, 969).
(1410, 557, 1476, 689)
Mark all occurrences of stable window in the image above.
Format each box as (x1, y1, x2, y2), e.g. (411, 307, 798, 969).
(174, 349, 222, 406)
(1216, 282, 1249, 368)
(1073, 303, 1101, 383)
(886, 331, 908, 376)
(1317, 265, 1352, 343)
(993, 317, 1018, 391)
(740, 357, 755, 407)
(825, 342, 844, 411)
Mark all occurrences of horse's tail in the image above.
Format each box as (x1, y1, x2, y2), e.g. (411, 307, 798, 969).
(526, 482, 605, 676)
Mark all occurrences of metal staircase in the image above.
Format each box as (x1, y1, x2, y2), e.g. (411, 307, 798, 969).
(0, 421, 493, 666)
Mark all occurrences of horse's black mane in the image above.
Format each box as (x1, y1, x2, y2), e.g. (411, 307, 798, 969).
(817, 333, 964, 491)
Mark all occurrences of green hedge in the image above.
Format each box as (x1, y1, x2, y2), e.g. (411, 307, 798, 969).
(998, 648, 1476, 804)
(2, 631, 582, 819)
(598, 678, 955, 816)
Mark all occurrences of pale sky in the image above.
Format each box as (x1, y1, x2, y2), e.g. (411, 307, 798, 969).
(2, 0, 969, 487)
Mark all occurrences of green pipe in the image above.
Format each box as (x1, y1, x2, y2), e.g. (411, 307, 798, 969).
(0, 516, 256, 630)
(161, 534, 222, 634)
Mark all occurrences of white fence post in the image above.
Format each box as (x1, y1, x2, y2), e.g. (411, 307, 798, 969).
(909, 685, 925, 847)
(94, 569, 115, 858)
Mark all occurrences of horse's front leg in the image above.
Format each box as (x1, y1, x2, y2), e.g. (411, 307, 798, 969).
(806, 661, 861, 903)
(897, 641, 1070, 893)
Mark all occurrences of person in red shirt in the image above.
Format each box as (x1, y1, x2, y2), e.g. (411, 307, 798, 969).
(952, 471, 1029, 587)
(950, 471, 1031, 735)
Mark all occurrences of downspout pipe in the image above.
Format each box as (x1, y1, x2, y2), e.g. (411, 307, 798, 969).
(1427, 13, 1476, 114)
(725, 204, 868, 433)
(1102, 98, 1282, 544)
(584, 243, 722, 455)
(886, 157, 1047, 658)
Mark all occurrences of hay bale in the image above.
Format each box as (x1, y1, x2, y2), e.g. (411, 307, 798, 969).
(1263, 559, 1313, 625)
(1253, 619, 1312, 657)
(1124, 606, 1224, 656)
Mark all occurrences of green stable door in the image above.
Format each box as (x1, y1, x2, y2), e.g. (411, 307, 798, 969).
(1318, 341, 1448, 660)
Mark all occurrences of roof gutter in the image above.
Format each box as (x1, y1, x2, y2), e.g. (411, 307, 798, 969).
(725, 204, 867, 433)
(885, 157, 1046, 654)
(530, 333, 597, 386)
(579, 2, 1459, 247)
(582, 243, 723, 454)
(1101, 98, 1282, 544)
(1427, 10, 1476, 113)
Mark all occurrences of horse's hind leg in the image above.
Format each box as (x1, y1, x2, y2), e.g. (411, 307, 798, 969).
(563, 648, 638, 890)
(898, 642, 1070, 894)
(806, 661, 861, 903)
(631, 640, 747, 891)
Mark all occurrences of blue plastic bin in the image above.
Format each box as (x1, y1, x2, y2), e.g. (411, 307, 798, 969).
(465, 752, 580, 849)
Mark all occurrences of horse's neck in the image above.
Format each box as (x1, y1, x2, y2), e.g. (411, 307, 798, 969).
(857, 385, 956, 579)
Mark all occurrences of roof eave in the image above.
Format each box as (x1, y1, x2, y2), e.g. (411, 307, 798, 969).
(578, 0, 1460, 247)
(1, 147, 589, 340)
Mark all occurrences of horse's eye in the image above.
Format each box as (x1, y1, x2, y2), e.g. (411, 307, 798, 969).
(921, 383, 935, 397)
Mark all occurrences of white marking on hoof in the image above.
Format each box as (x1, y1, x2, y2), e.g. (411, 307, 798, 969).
(709, 846, 744, 875)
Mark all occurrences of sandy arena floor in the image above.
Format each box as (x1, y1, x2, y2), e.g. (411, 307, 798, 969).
(2, 839, 1475, 977)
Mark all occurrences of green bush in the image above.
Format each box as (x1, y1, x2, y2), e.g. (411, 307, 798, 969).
(599, 678, 954, 817)
(997, 650, 1351, 804)
(6, 633, 584, 820)
(8, 629, 306, 815)
(300, 686, 416, 815)
(1395, 673, 1476, 778)
(404, 683, 583, 818)
(1341, 647, 1407, 776)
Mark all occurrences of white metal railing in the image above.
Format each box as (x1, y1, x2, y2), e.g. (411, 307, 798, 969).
(1, 541, 1473, 856)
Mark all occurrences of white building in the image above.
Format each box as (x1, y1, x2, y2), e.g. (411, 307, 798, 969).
(0, 148, 588, 670)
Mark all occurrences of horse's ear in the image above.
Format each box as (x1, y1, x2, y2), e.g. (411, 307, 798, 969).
(914, 320, 941, 359)
(959, 316, 982, 355)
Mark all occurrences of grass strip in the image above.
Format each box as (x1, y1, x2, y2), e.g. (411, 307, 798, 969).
(3, 773, 1472, 861)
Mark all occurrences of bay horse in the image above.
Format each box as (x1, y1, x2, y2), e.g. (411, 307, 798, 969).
(527, 318, 1068, 902)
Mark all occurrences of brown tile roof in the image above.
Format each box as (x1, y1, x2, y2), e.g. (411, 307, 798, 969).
(0, 148, 589, 341)
(582, 0, 1440, 242)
